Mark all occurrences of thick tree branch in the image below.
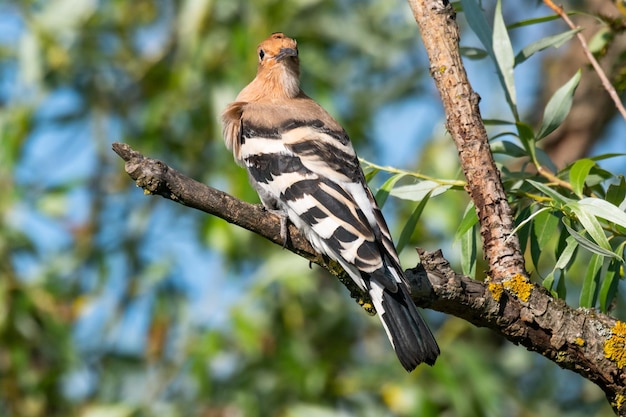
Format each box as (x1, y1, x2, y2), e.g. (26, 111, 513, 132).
(113, 142, 625, 413)
(406, 0, 526, 282)
(110, 143, 363, 302)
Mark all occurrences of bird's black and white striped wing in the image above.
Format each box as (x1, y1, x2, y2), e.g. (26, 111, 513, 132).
(237, 112, 405, 294)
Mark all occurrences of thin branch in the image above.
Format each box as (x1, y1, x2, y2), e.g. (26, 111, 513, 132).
(359, 158, 466, 188)
(536, 165, 575, 191)
(112, 142, 626, 414)
(544, 0, 626, 120)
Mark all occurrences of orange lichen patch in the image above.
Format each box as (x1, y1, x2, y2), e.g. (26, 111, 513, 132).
(604, 321, 626, 369)
(574, 337, 585, 347)
(488, 281, 504, 302)
(503, 274, 533, 302)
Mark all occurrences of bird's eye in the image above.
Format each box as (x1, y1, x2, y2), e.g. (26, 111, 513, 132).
(259, 49, 265, 61)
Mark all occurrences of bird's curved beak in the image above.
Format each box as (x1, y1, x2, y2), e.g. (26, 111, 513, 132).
(276, 47, 298, 61)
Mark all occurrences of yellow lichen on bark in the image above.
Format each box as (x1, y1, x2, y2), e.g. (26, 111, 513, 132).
(604, 321, 626, 369)
(487, 274, 532, 302)
(488, 281, 503, 302)
(503, 274, 533, 302)
(614, 393, 625, 411)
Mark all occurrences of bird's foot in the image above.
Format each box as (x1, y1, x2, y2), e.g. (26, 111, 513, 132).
(265, 208, 290, 248)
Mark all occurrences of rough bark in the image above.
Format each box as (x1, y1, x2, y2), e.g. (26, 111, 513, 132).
(112, 142, 626, 414)
(405, 0, 527, 282)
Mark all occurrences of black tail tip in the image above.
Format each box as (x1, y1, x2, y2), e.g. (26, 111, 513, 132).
(379, 287, 440, 372)
(396, 341, 440, 372)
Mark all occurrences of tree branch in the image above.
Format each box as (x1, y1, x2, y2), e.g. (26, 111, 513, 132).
(535, 0, 624, 169)
(543, 0, 626, 121)
(112, 142, 625, 413)
(405, 0, 526, 282)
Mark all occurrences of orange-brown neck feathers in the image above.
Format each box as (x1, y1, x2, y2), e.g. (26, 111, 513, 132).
(237, 33, 301, 102)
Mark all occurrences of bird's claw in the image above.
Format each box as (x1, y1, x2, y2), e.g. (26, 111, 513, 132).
(266, 208, 290, 248)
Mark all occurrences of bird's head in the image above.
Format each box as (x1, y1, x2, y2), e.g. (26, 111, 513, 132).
(257, 32, 299, 67)
(254, 32, 301, 99)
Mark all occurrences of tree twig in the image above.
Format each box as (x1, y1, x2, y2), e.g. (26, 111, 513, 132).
(112, 142, 626, 413)
(544, 0, 626, 120)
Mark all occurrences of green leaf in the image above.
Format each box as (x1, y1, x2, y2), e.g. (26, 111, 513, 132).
(388, 180, 451, 201)
(562, 219, 616, 259)
(460, 222, 477, 277)
(460, 0, 494, 56)
(598, 257, 622, 312)
(606, 175, 626, 207)
(569, 158, 596, 198)
(544, 233, 575, 300)
(460, 46, 489, 60)
(516, 206, 532, 254)
(533, 208, 560, 248)
(459, 0, 524, 119)
(508, 206, 550, 244)
(534, 147, 559, 174)
(554, 236, 578, 270)
(536, 70, 581, 140)
(526, 180, 573, 205)
(554, 224, 569, 260)
(483, 118, 515, 125)
(529, 234, 541, 273)
(587, 153, 626, 162)
(556, 269, 567, 299)
(516, 121, 536, 162)
(361, 159, 381, 183)
(542, 271, 556, 294)
(514, 29, 580, 67)
(544, 272, 565, 299)
(396, 193, 431, 253)
(490, 140, 528, 157)
(454, 202, 478, 241)
(587, 26, 613, 55)
(578, 197, 626, 229)
(530, 208, 560, 269)
(507, 14, 561, 29)
(492, 0, 518, 119)
(567, 202, 613, 253)
(580, 253, 603, 308)
(375, 173, 406, 207)
(364, 167, 380, 183)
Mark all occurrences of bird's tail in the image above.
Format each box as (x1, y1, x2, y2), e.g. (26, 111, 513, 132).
(369, 281, 439, 371)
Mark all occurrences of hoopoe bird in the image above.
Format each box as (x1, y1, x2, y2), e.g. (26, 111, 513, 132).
(222, 33, 439, 371)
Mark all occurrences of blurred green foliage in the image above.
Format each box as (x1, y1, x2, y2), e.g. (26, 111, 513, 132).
(0, 0, 618, 416)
